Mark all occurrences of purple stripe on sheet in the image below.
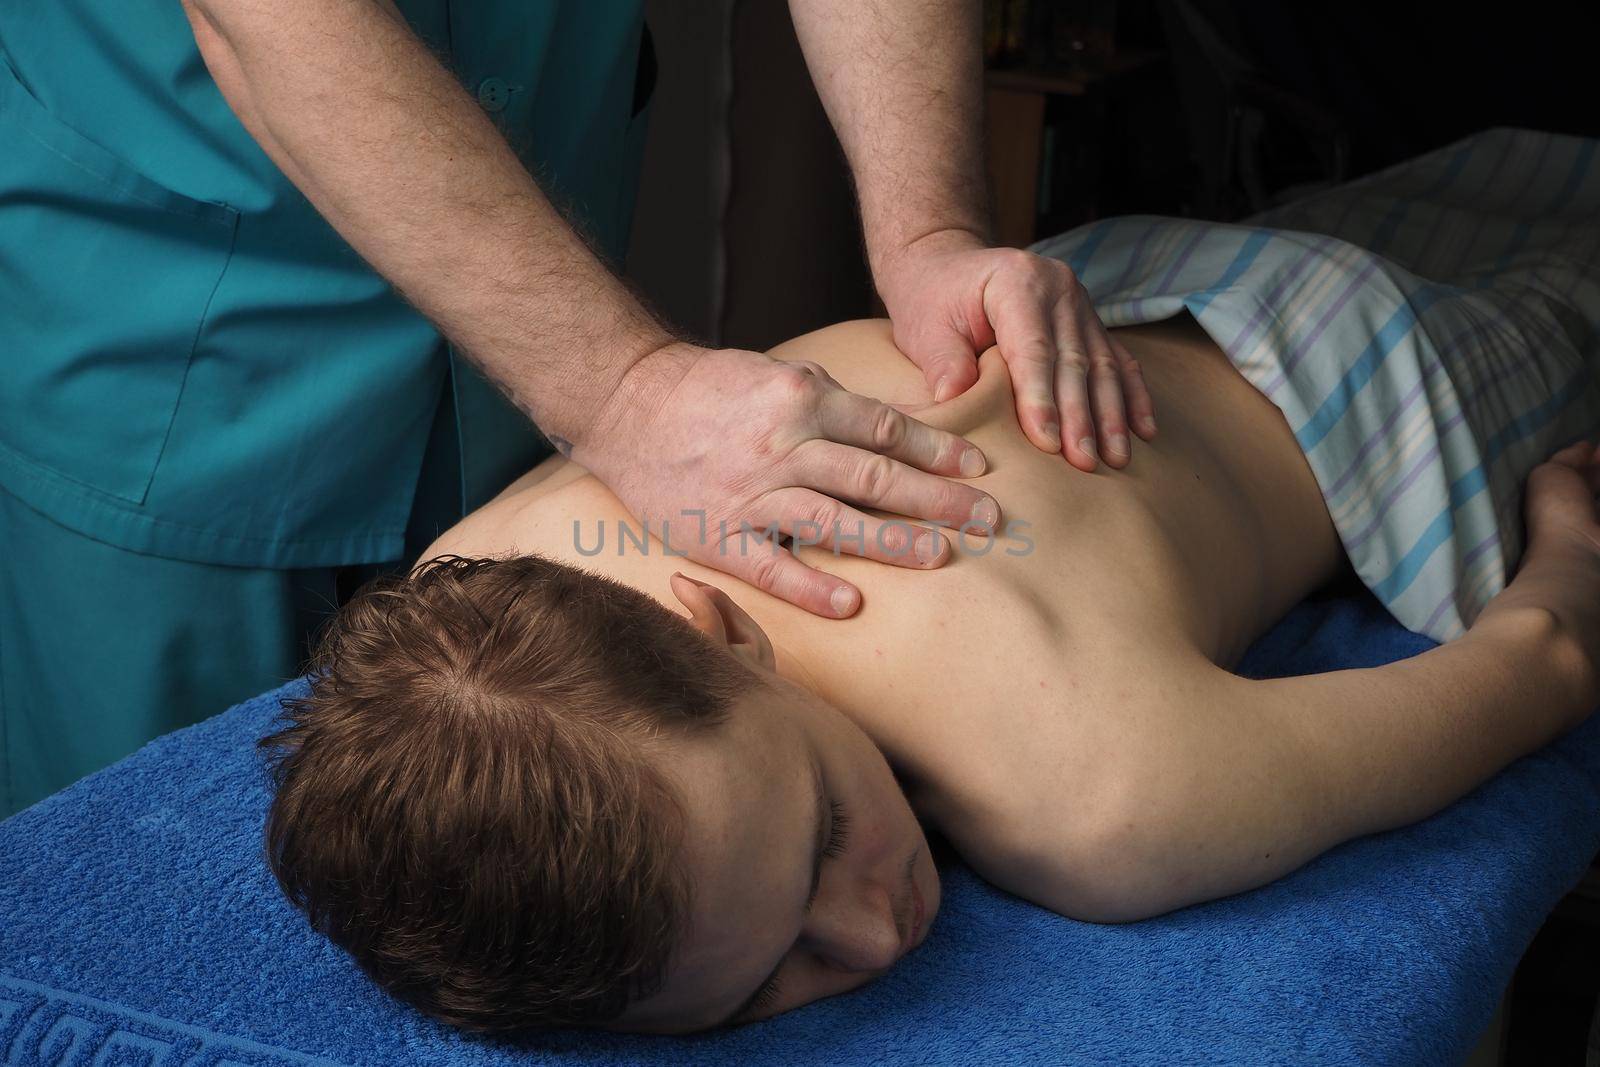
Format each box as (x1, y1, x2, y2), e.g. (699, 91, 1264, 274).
(1336, 293, 1572, 550)
(1128, 225, 1210, 320)
(1260, 256, 1383, 397)
(1322, 375, 1430, 499)
(1417, 530, 1503, 634)
(1228, 237, 1334, 354)
(1340, 425, 1459, 555)
(1338, 294, 1574, 555)
(1107, 222, 1162, 297)
(1321, 303, 1525, 503)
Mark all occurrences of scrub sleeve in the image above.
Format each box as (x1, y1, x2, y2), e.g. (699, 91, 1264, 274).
(0, 1, 647, 820)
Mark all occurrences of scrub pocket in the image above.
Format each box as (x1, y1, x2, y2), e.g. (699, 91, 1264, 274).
(0, 57, 238, 506)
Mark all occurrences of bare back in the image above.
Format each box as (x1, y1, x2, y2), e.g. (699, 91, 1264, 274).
(423, 317, 1342, 826)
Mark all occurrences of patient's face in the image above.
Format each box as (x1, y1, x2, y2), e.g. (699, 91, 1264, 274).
(615, 673, 940, 1033)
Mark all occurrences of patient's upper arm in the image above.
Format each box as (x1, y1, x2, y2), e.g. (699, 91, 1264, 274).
(948, 659, 1326, 924)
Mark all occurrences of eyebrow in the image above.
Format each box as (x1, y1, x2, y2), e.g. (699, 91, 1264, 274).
(714, 754, 827, 1030)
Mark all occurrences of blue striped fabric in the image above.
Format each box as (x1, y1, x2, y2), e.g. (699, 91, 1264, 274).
(1031, 128, 1600, 641)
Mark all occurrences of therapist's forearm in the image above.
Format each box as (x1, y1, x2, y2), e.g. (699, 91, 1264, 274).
(788, 0, 989, 275)
(179, 0, 669, 451)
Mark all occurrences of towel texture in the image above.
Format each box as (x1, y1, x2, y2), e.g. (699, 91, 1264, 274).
(3, 580, 1597, 1066)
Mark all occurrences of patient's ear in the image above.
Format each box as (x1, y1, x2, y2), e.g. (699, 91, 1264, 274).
(668, 573, 777, 672)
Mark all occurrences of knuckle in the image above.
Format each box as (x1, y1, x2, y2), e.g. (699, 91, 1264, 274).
(746, 549, 784, 591)
(1057, 351, 1090, 375)
(870, 405, 906, 451)
(853, 452, 897, 501)
(804, 490, 841, 527)
(877, 521, 911, 557)
(1013, 339, 1055, 369)
(1002, 247, 1036, 271)
(817, 504, 848, 537)
(1024, 270, 1057, 300)
(773, 364, 821, 404)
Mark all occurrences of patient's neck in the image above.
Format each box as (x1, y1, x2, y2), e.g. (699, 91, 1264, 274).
(771, 641, 829, 701)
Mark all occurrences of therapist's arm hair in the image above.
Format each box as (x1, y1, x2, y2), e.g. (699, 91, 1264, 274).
(178, 0, 669, 454)
(787, 0, 990, 277)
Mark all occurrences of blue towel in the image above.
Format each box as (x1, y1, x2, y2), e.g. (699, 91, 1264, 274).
(3, 581, 1598, 1066)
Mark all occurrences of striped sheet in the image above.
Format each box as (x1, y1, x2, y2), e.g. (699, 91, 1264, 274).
(1031, 128, 1600, 641)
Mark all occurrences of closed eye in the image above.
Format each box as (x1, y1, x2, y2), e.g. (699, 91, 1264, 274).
(748, 800, 849, 1021)
(807, 800, 849, 915)
(822, 800, 850, 860)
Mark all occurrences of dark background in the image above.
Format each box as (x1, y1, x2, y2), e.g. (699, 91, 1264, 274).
(625, 0, 1596, 352)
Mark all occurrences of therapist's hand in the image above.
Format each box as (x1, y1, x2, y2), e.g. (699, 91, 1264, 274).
(574, 342, 999, 618)
(874, 228, 1158, 472)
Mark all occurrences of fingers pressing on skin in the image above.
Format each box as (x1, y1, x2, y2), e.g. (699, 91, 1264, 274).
(706, 474, 983, 620)
(812, 387, 988, 480)
(763, 486, 962, 568)
(711, 515, 863, 618)
(910, 339, 980, 404)
(794, 442, 999, 539)
(986, 299, 1066, 455)
(1054, 298, 1125, 469)
(1118, 343, 1158, 442)
(1086, 345, 1131, 468)
(1050, 362, 1095, 470)
(975, 253, 1160, 471)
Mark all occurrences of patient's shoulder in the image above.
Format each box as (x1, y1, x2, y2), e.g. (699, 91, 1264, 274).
(767, 319, 931, 406)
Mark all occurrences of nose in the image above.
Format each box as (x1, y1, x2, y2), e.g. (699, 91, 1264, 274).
(806, 878, 902, 973)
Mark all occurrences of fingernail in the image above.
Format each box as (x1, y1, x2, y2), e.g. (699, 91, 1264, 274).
(934, 376, 955, 403)
(959, 448, 986, 478)
(1042, 421, 1060, 444)
(1139, 415, 1157, 436)
(968, 496, 999, 529)
(1079, 437, 1098, 461)
(914, 530, 942, 564)
(830, 586, 858, 617)
(1108, 433, 1129, 458)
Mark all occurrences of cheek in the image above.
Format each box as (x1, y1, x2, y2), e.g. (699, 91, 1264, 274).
(855, 759, 919, 863)
(818, 702, 920, 851)
(791, 946, 879, 1006)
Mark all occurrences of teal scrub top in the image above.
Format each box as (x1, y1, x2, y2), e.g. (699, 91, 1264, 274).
(0, 0, 649, 568)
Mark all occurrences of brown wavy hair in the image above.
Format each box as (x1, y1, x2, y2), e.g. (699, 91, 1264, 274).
(259, 554, 754, 1031)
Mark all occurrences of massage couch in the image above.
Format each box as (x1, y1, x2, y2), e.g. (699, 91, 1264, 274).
(3, 573, 1598, 1066)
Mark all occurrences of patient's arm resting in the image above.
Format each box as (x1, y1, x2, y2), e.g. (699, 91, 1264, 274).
(977, 608, 1593, 924)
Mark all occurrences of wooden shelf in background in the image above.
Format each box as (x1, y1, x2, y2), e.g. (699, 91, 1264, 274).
(983, 49, 1165, 248)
